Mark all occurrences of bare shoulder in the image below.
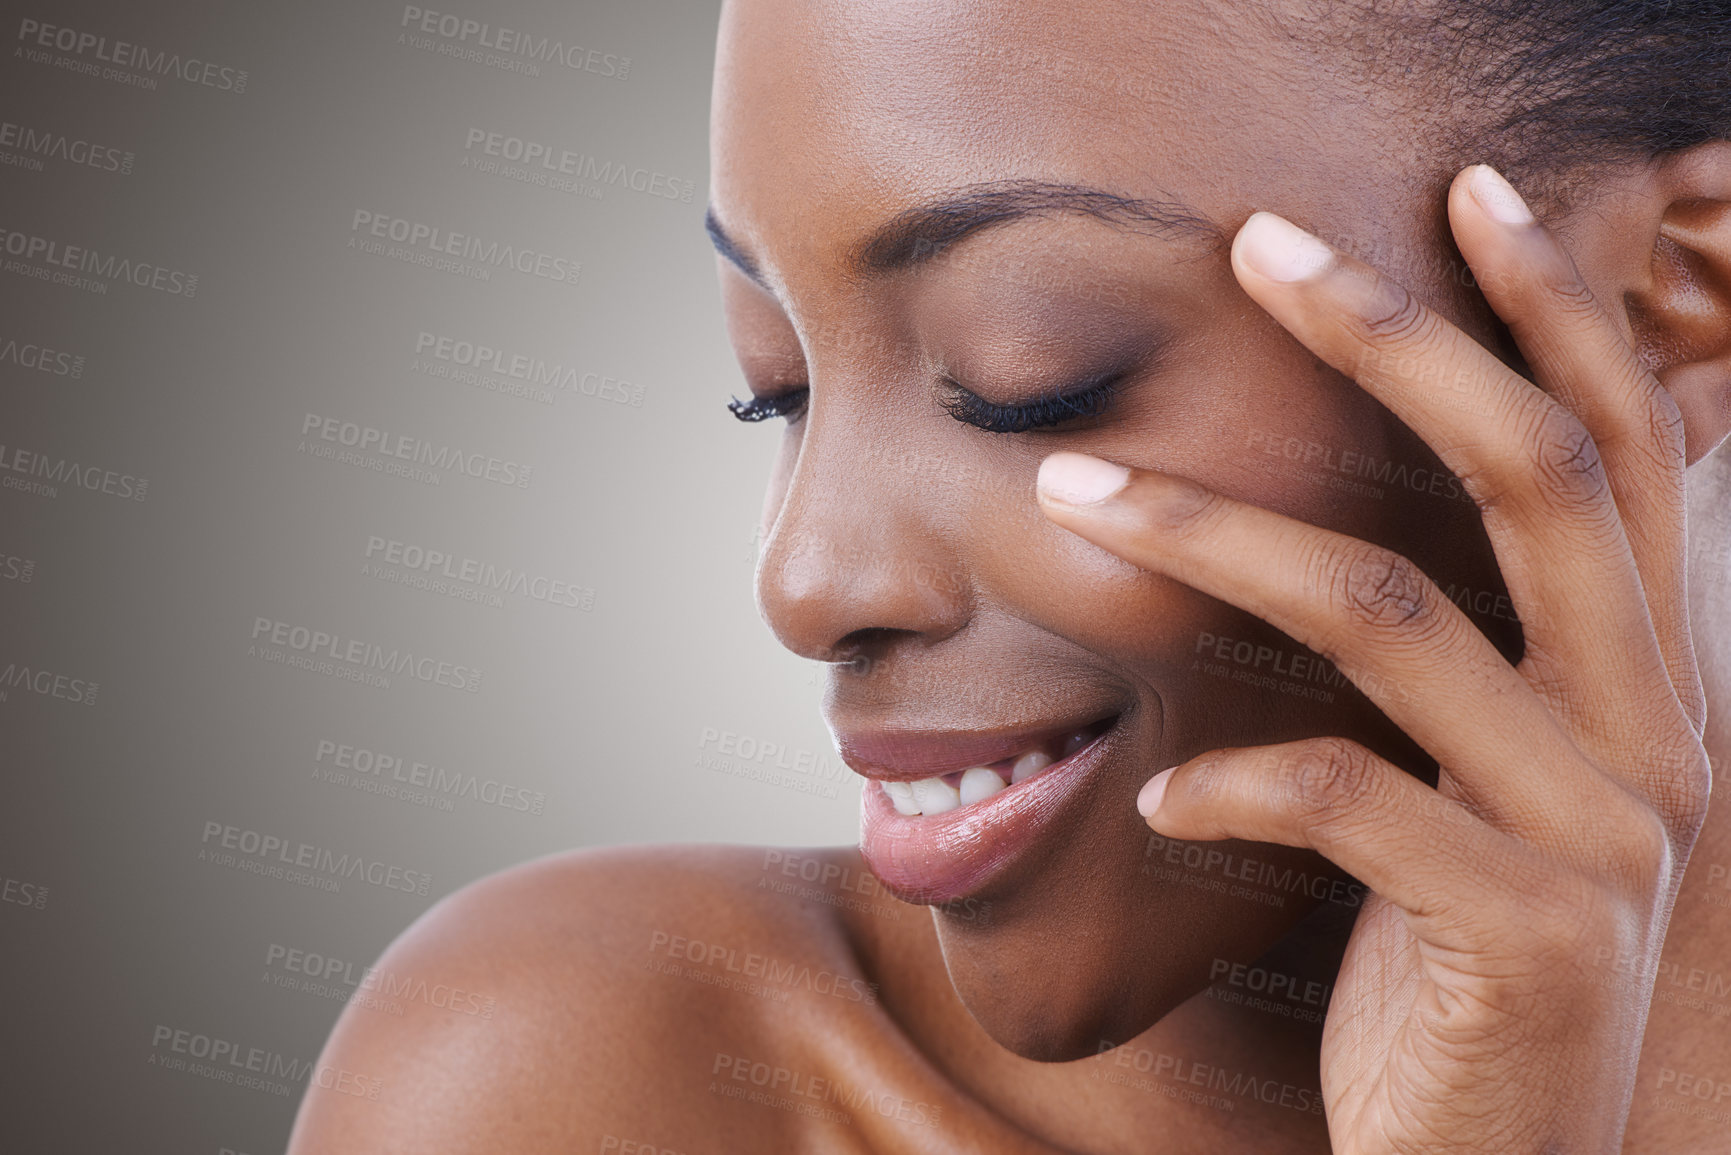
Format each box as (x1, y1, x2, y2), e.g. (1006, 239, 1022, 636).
(287, 843, 875, 1153)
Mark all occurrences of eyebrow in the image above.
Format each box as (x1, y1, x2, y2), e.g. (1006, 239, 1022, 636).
(705, 178, 1224, 291)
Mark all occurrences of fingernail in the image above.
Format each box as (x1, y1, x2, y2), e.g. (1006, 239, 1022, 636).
(1038, 452, 1130, 506)
(1137, 768, 1175, 819)
(1235, 212, 1334, 282)
(1468, 164, 1534, 226)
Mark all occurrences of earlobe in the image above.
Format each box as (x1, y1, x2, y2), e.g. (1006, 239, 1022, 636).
(1626, 144, 1731, 463)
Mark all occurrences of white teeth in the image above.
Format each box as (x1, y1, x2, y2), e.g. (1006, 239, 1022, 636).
(882, 779, 921, 816)
(958, 765, 1006, 805)
(882, 736, 1084, 815)
(910, 777, 961, 814)
(1011, 750, 1053, 784)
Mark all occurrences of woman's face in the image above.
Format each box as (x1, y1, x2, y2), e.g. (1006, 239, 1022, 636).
(710, 0, 1517, 1060)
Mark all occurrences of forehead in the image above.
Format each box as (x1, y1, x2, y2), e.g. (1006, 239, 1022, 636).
(709, 0, 1398, 284)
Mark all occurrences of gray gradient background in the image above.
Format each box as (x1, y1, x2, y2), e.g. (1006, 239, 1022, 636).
(0, 2, 854, 1151)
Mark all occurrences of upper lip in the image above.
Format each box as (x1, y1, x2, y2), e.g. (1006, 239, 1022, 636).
(832, 711, 1119, 781)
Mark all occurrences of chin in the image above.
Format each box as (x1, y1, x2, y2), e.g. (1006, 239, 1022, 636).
(949, 967, 1198, 1064)
(922, 844, 1331, 1063)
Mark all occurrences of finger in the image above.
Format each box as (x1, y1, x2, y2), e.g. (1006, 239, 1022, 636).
(1137, 737, 1556, 948)
(1037, 454, 1628, 852)
(1227, 210, 1691, 773)
(1445, 164, 1703, 735)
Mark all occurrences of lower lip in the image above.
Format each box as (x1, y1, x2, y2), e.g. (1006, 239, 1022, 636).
(858, 723, 1117, 905)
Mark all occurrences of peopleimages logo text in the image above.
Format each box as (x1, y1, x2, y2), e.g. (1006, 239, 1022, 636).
(350, 210, 579, 285)
(400, 6, 629, 78)
(0, 335, 85, 377)
(0, 227, 197, 296)
(463, 129, 693, 201)
(0, 661, 98, 705)
(414, 330, 643, 407)
(0, 443, 147, 500)
(249, 617, 483, 693)
(0, 120, 134, 173)
(365, 535, 595, 610)
(201, 821, 433, 895)
(300, 412, 532, 488)
(16, 18, 249, 91)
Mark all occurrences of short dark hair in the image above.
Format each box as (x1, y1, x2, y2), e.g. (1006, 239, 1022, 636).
(1451, 1, 1728, 155)
(1293, 1, 1730, 203)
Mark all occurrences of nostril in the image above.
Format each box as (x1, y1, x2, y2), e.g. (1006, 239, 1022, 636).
(831, 628, 907, 671)
(837, 626, 895, 649)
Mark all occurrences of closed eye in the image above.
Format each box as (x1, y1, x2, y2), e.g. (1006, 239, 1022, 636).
(728, 388, 809, 423)
(727, 372, 1125, 431)
(939, 372, 1123, 433)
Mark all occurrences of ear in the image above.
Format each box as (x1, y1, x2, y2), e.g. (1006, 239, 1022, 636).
(1624, 141, 1731, 464)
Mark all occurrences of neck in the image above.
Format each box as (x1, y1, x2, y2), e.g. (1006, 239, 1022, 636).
(1679, 447, 1731, 901)
(1687, 446, 1731, 774)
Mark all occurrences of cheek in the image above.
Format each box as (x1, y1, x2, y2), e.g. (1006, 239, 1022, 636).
(756, 424, 804, 542)
(1214, 393, 1408, 547)
(971, 352, 1407, 673)
(1171, 349, 1405, 545)
(983, 507, 1229, 671)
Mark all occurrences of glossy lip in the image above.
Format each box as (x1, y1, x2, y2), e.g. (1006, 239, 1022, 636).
(854, 714, 1122, 905)
(837, 716, 1109, 782)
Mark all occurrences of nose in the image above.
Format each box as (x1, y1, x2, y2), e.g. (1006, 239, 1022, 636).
(754, 413, 974, 665)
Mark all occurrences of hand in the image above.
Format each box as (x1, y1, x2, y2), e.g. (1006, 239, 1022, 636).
(1035, 165, 1712, 1154)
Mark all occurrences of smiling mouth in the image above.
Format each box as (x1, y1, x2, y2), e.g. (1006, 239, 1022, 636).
(848, 709, 1126, 905)
(873, 715, 1117, 816)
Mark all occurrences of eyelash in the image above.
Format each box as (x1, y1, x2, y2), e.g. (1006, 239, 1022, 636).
(725, 372, 1123, 433)
(728, 390, 809, 423)
(939, 372, 1123, 433)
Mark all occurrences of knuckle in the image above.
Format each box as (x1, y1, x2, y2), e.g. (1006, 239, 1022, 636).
(1537, 263, 1604, 331)
(1522, 403, 1611, 509)
(1648, 744, 1713, 849)
(1146, 476, 1226, 535)
(1355, 272, 1433, 347)
(1333, 546, 1438, 635)
(1641, 374, 1688, 462)
(1288, 737, 1382, 824)
(1177, 750, 1235, 807)
(1602, 801, 1678, 895)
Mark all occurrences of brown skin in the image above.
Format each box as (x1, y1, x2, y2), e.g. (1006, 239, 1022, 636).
(288, 1, 1731, 1150)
